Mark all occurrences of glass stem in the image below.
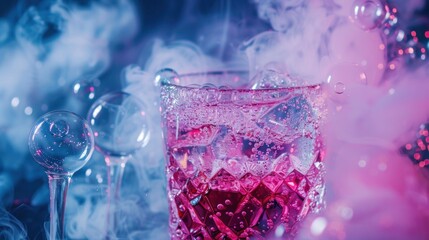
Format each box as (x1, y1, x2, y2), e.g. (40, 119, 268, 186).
(105, 155, 129, 238)
(48, 174, 71, 240)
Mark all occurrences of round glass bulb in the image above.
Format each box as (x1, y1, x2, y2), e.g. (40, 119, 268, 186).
(28, 111, 95, 175)
(87, 92, 150, 157)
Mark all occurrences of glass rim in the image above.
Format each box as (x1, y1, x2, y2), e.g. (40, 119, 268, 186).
(160, 70, 322, 92)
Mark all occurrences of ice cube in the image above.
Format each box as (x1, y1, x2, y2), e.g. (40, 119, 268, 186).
(289, 136, 319, 174)
(272, 153, 293, 177)
(250, 65, 296, 89)
(258, 95, 316, 142)
(175, 124, 219, 148)
(210, 126, 243, 160)
(170, 147, 200, 176)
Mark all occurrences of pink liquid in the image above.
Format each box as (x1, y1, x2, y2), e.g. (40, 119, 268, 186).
(161, 83, 325, 239)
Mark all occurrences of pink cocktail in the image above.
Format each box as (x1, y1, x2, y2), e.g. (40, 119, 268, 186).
(160, 71, 326, 239)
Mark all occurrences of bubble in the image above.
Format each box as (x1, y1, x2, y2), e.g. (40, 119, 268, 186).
(178, 205, 185, 212)
(154, 68, 180, 87)
(326, 63, 371, 102)
(28, 111, 94, 175)
(219, 85, 231, 90)
(87, 92, 150, 157)
(225, 199, 232, 205)
(49, 119, 69, 138)
(217, 204, 225, 210)
(72, 78, 101, 101)
(176, 229, 183, 237)
(202, 83, 217, 89)
(353, 0, 389, 30)
(334, 82, 346, 94)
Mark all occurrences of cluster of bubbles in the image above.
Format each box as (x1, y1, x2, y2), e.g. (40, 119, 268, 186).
(352, 0, 429, 175)
(27, 92, 151, 239)
(0, 0, 148, 237)
(352, 0, 429, 72)
(321, 0, 429, 100)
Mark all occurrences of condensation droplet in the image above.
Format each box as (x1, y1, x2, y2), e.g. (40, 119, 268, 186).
(178, 204, 185, 212)
(334, 82, 346, 94)
(217, 204, 225, 210)
(176, 229, 183, 237)
(154, 68, 180, 87)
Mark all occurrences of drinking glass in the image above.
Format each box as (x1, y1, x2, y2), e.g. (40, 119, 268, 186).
(160, 70, 326, 239)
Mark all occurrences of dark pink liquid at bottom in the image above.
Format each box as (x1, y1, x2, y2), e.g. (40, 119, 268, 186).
(168, 163, 321, 240)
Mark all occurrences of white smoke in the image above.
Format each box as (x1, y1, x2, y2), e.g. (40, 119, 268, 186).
(0, 208, 27, 240)
(1, 0, 429, 239)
